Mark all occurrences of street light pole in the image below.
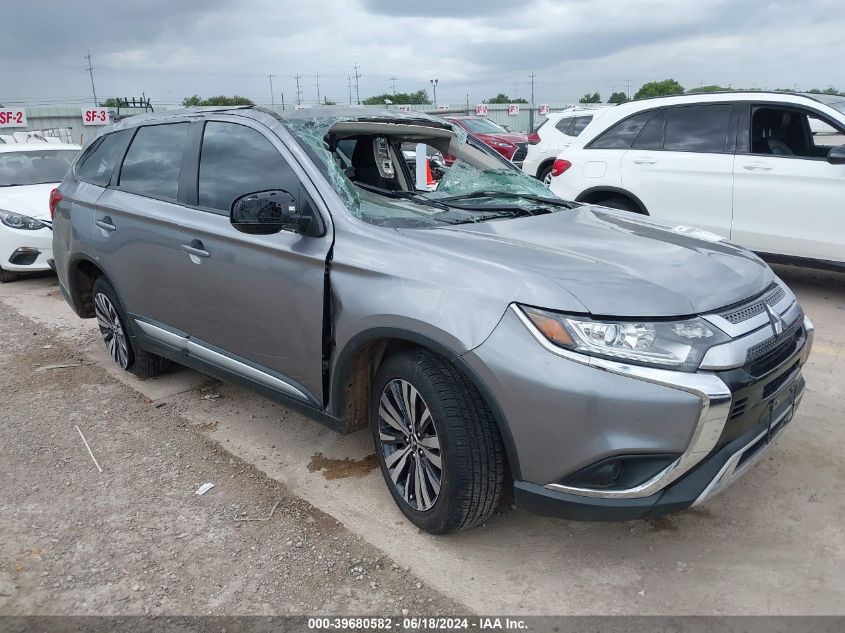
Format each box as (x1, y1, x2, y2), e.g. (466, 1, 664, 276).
(268, 74, 275, 106)
(430, 79, 438, 109)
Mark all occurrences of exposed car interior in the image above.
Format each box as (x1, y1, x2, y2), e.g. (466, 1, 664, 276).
(751, 107, 844, 158)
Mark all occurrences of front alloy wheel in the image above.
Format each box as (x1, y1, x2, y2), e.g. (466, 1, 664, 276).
(94, 291, 130, 369)
(377, 379, 442, 511)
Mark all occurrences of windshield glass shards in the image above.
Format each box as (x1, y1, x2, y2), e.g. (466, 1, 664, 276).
(284, 113, 571, 228)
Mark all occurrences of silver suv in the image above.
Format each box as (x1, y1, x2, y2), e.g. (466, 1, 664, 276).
(51, 107, 814, 533)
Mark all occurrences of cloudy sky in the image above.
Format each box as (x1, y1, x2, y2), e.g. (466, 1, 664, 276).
(1, 0, 842, 108)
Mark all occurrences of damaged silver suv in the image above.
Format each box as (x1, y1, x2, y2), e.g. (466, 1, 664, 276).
(52, 107, 814, 533)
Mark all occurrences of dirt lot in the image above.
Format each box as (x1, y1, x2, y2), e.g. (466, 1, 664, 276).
(0, 305, 462, 616)
(1, 264, 844, 616)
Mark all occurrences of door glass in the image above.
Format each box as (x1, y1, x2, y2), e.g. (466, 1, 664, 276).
(198, 122, 301, 213)
(76, 129, 132, 186)
(119, 123, 189, 199)
(664, 104, 731, 153)
(633, 109, 667, 150)
(589, 110, 655, 149)
(571, 116, 593, 136)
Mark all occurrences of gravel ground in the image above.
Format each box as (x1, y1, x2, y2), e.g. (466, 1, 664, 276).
(0, 307, 464, 616)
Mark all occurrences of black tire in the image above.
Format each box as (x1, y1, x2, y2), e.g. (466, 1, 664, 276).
(0, 268, 19, 283)
(92, 276, 170, 378)
(596, 196, 642, 213)
(370, 348, 504, 534)
(537, 163, 554, 186)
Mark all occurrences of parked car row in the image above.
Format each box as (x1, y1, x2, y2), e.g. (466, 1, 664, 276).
(47, 106, 813, 533)
(524, 91, 845, 269)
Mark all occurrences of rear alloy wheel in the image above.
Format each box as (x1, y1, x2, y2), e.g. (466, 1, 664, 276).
(377, 378, 442, 512)
(94, 291, 131, 369)
(539, 164, 554, 187)
(371, 349, 504, 533)
(91, 276, 170, 378)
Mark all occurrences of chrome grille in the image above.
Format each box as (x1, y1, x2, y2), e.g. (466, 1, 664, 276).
(721, 284, 786, 324)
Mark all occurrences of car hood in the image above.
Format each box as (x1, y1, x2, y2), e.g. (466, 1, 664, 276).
(0, 183, 56, 220)
(401, 205, 772, 317)
(476, 132, 528, 145)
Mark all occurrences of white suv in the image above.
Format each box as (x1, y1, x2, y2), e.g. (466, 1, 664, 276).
(550, 92, 845, 269)
(522, 108, 609, 184)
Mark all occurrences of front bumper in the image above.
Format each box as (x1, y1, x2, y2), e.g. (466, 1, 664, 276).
(463, 288, 812, 522)
(0, 225, 53, 272)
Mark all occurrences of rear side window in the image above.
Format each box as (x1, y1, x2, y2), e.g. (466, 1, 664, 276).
(119, 123, 189, 200)
(76, 129, 131, 186)
(633, 108, 667, 149)
(198, 122, 301, 213)
(663, 104, 732, 153)
(589, 110, 656, 149)
(571, 116, 592, 136)
(555, 118, 574, 135)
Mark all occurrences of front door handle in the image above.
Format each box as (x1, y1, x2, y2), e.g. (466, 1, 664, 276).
(632, 158, 657, 165)
(742, 163, 773, 171)
(180, 240, 210, 259)
(95, 217, 116, 232)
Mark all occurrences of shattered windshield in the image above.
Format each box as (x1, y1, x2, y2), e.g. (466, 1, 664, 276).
(283, 112, 566, 228)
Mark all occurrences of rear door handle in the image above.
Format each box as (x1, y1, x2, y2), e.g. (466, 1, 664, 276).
(632, 158, 657, 165)
(180, 240, 210, 259)
(742, 163, 773, 171)
(95, 217, 116, 232)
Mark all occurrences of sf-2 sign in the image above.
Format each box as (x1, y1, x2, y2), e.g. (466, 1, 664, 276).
(508, 104, 520, 116)
(538, 104, 550, 115)
(475, 104, 488, 116)
(0, 109, 27, 128)
(82, 107, 110, 126)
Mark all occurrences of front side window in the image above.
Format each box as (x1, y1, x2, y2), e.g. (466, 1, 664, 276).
(198, 122, 300, 213)
(0, 149, 78, 187)
(119, 123, 189, 200)
(663, 104, 731, 153)
(750, 105, 845, 159)
(589, 110, 656, 150)
(76, 129, 132, 186)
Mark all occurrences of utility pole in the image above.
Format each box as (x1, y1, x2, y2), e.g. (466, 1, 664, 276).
(315, 72, 321, 105)
(280, 92, 285, 110)
(390, 76, 398, 95)
(353, 62, 361, 105)
(528, 73, 536, 131)
(430, 79, 438, 109)
(85, 50, 98, 106)
(267, 74, 275, 106)
(625, 79, 632, 100)
(294, 74, 302, 106)
(347, 75, 353, 105)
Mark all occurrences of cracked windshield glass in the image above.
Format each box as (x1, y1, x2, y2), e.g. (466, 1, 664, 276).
(284, 114, 565, 228)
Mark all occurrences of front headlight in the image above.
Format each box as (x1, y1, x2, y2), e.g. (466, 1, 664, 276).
(0, 209, 47, 230)
(519, 305, 730, 371)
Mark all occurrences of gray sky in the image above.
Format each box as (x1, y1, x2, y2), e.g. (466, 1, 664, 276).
(1, 0, 842, 107)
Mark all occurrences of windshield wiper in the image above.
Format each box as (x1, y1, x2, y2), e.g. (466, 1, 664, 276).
(434, 190, 578, 208)
(354, 182, 453, 212)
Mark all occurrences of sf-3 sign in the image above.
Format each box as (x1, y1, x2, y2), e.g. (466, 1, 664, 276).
(82, 107, 110, 126)
(0, 109, 27, 128)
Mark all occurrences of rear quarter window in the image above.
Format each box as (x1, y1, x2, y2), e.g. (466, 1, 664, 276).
(76, 129, 132, 187)
(588, 110, 656, 150)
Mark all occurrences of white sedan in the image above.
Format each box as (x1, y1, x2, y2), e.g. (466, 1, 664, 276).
(0, 144, 80, 282)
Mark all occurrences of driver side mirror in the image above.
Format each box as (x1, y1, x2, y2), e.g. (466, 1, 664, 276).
(827, 144, 845, 165)
(230, 190, 310, 235)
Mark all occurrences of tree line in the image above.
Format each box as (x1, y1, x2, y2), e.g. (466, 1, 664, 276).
(579, 80, 845, 104)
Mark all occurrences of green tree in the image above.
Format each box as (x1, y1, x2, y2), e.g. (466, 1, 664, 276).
(99, 97, 126, 107)
(579, 91, 601, 104)
(634, 79, 685, 100)
(607, 91, 629, 104)
(182, 94, 254, 106)
(483, 93, 528, 104)
(322, 96, 337, 105)
(362, 90, 431, 105)
(687, 85, 728, 93)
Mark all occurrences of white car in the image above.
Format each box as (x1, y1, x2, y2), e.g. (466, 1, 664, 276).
(523, 108, 610, 184)
(549, 92, 845, 269)
(0, 143, 80, 281)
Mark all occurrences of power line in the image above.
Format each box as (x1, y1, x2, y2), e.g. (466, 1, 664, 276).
(85, 50, 98, 106)
(294, 74, 302, 106)
(315, 72, 321, 105)
(353, 62, 361, 105)
(267, 74, 275, 106)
